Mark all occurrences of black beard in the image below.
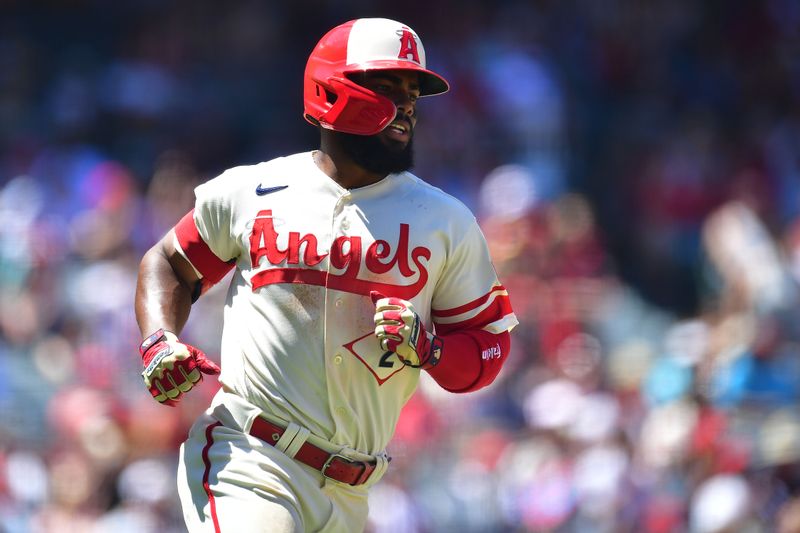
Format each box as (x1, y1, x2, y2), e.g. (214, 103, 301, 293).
(337, 131, 414, 175)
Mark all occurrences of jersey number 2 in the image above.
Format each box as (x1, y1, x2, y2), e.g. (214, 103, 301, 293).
(379, 351, 395, 368)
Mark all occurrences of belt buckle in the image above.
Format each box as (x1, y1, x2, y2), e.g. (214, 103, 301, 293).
(322, 453, 368, 486)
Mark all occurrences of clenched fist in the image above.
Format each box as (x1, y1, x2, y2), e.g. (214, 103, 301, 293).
(371, 291, 442, 369)
(139, 329, 220, 405)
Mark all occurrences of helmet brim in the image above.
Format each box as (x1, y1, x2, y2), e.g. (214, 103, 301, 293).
(344, 61, 449, 96)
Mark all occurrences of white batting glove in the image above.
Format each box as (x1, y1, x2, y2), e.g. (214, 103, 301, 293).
(139, 329, 221, 406)
(371, 291, 442, 369)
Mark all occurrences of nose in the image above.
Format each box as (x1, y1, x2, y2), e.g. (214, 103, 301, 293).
(394, 91, 416, 119)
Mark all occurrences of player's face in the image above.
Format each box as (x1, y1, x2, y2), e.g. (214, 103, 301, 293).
(338, 70, 421, 175)
(358, 70, 420, 149)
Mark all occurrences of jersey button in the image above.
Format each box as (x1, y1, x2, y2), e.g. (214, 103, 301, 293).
(335, 299, 343, 307)
(335, 406, 347, 416)
(341, 219, 350, 230)
(334, 354, 343, 365)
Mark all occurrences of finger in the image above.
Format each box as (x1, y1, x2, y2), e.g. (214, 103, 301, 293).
(196, 356, 221, 375)
(378, 337, 401, 352)
(150, 385, 166, 402)
(177, 368, 200, 390)
(375, 324, 403, 340)
(375, 332, 402, 353)
(384, 338, 400, 352)
(382, 310, 404, 323)
(187, 345, 208, 360)
(376, 334, 403, 348)
(374, 298, 405, 310)
(165, 387, 182, 400)
(155, 380, 171, 401)
(164, 375, 183, 399)
(370, 290, 386, 305)
(180, 365, 200, 384)
(382, 324, 404, 338)
(187, 345, 221, 374)
(374, 312, 404, 326)
(160, 388, 181, 404)
(175, 355, 197, 372)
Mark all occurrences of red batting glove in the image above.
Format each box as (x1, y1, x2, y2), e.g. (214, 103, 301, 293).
(370, 291, 442, 369)
(139, 329, 220, 406)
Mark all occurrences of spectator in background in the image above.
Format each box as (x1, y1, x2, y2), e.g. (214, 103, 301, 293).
(1, 1, 799, 531)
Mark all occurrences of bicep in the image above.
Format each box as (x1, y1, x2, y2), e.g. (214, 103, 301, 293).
(161, 229, 202, 289)
(135, 229, 199, 336)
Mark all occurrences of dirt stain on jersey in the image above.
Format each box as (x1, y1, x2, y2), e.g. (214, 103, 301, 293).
(273, 283, 323, 332)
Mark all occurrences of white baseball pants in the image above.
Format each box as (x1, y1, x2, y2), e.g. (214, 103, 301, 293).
(176, 392, 387, 532)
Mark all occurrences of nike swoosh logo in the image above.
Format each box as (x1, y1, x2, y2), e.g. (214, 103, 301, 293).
(256, 184, 288, 196)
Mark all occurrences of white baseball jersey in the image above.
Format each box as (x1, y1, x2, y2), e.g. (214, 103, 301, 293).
(178, 151, 517, 455)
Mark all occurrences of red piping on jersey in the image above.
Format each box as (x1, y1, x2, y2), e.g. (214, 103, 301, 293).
(251, 267, 428, 300)
(431, 285, 508, 318)
(433, 295, 514, 334)
(202, 421, 223, 533)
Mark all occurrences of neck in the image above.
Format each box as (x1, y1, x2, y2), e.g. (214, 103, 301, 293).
(315, 135, 387, 189)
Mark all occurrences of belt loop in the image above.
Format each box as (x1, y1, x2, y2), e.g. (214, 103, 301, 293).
(283, 425, 310, 459)
(273, 423, 301, 456)
(362, 452, 390, 488)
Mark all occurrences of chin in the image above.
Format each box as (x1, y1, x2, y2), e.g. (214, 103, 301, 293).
(379, 136, 409, 152)
(339, 131, 414, 175)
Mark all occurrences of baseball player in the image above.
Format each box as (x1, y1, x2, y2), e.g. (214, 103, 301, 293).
(135, 18, 518, 533)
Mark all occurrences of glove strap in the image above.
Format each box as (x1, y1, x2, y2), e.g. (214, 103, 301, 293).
(402, 334, 443, 369)
(139, 328, 167, 357)
(427, 335, 443, 368)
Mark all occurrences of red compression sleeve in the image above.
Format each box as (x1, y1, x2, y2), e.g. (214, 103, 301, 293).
(427, 329, 511, 393)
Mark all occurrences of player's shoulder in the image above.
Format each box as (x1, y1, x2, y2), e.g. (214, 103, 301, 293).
(197, 152, 310, 197)
(399, 171, 477, 224)
(209, 152, 308, 184)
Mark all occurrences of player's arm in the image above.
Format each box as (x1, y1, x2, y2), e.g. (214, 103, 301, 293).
(135, 229, 200, 337)
(425, 328, 510, 392)
(372, 211, 518, 393)
(372, 292, 512, 393)
(135, 224, 224, 406)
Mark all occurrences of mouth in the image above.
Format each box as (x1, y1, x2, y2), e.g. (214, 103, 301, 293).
(383, 120, 412, 142)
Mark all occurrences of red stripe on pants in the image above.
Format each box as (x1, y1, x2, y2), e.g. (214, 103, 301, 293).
(202, 421, 223, 532)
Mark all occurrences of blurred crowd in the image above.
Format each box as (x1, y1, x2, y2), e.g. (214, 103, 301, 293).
(1, 0, 800, 531)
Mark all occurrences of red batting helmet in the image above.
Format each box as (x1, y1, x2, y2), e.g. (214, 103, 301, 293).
(303, 18, 449, 136)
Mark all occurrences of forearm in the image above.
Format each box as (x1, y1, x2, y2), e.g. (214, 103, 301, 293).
(135, 231, 220, 406)
(427, 329, 511, 393)
(135, 243, 195, 337)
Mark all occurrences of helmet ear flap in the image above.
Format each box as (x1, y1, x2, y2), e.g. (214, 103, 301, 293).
(312, 83, 338, 105)
(324, 88, 338, 104)
(314, 77, 396, 136)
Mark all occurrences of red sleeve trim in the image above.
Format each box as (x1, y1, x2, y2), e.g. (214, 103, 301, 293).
(431, 285, 507, 318)
(427, 329, 511, 393)
(433, 295, 514, 335)
(175, 209, 235, 285)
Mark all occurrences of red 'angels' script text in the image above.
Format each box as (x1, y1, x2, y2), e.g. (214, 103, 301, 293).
(248, 209, 431, 299)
